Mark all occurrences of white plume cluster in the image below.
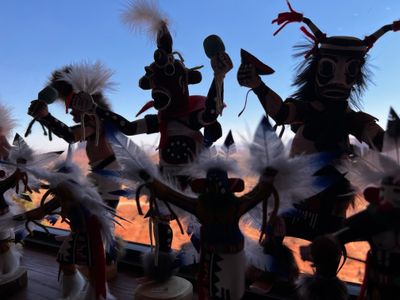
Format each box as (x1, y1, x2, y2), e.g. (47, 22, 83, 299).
(25, 146, 116, 246)
(57, 61, 115, 95)
(0, 103, 17, 139)
(121, 0, 169, 38)
(179, 148, 240, 180)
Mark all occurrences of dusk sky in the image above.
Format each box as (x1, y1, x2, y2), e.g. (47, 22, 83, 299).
(1, 0, 400, 151)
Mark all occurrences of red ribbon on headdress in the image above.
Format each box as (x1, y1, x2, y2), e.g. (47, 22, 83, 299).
(272, 0, 303, 36)
(300, 26, 322, 58)
(65, 91, 75, 113)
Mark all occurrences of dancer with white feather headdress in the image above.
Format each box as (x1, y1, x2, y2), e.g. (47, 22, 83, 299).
(11, 146, 117, 300)
(0, 106, 62, 292)
(103, 117, 329, 300)
(0, 104, 26, 290)
(27, 61, 123, 273)
(298, 108, 400, 300)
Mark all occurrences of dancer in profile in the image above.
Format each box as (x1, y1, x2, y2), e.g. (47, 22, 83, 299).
(27, 62, 122, 273)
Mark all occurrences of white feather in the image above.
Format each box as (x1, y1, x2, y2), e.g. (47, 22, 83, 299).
(245, 118, 329, 211)
(8, 134, 33, 166)
(0, 103, 17, 139)
(179, 148, 240, 179)
(23, 147, 116, 246)
(341, 150, 400, 192)
(107, 128, 159, 182)
(57, 61, 115, 95)
(121, 0, 168, 38)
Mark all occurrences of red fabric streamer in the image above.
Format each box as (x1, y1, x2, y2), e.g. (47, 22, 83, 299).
(65, 92, 75, 113)
(272, 0, 303, 36)
(88, 216, 106, 300)
(300, 26, 321, 58)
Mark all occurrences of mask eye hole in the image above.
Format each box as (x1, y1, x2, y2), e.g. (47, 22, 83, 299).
(346, 60, 361, 78)
(164, 63, 175, 76)
(318, 58, 336, 78)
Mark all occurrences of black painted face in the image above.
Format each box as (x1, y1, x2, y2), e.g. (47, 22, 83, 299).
(315, 54, 363, 101)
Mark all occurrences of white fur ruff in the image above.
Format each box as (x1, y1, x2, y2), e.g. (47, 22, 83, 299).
(58, 61, 115, 95)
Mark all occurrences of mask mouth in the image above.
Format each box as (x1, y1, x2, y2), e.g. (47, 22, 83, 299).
(319, 85, 350, 100)
(152, 89, 171, 111)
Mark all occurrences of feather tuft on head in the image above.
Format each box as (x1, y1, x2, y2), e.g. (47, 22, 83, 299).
(57, 61, 115, 96)
(0, 103, 17, 139)
(121, 0, 169, 39)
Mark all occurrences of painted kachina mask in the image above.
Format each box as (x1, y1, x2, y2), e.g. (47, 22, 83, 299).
(122, 0, 203, 117)
(273, 0, 400, 108)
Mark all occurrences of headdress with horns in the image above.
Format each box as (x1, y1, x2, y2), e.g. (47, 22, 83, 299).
(273, 0, 400, 58)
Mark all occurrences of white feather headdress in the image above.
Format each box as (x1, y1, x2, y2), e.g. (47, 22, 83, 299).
(121, 0, 169, 39)
(57, 61, 115, 96)
(25, 146, 115, 245)
(342, 108, 400, 192)
(0, 103, 17, 139)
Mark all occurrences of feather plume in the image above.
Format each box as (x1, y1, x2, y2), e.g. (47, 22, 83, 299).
(106, 126, 159, 182)
(179, 149, 240, 179)
(8, 134, 33, 165)
(121, 0, 168, 38)
(22, 146, 116, 246)
(0, 103, 17, 139)
(57, 61, 115, 95)
(245, 117, 331, 210)
(382, 107, 400, 163)
(222, 130, 236, 156)
(341, 109, 400, 192)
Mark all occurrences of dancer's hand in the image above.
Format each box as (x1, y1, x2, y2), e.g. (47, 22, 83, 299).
(28, 100, 48, 118)
(211, 52, 233, 77)
(237, 63, 262, 89)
